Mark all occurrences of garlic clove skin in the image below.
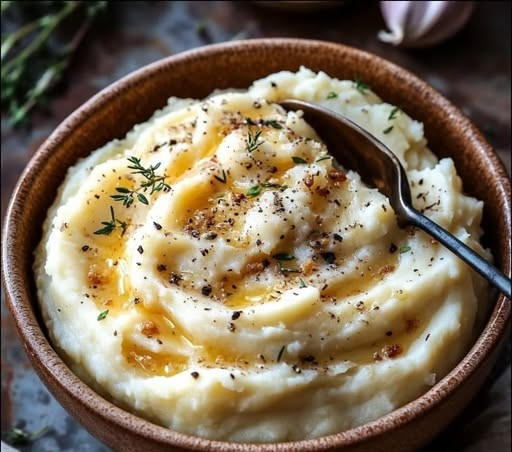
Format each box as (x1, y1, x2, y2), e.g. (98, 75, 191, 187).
(378, 1, 476, 48)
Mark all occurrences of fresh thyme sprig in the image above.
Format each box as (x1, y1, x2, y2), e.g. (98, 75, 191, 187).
(94, 206, 127, 236)
(111, 156, 170, 207)
(244, 117, 283, 130)
(246, 130, 264, 153)
(1, 1, 108, 126)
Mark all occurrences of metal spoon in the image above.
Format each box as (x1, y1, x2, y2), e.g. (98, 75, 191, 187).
(280, 99, 511, 299)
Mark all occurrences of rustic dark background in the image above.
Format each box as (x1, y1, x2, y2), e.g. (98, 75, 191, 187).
(1, 1, 510, 451)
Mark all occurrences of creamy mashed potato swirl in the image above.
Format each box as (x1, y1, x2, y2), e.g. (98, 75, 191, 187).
(35, 68, 490, 442)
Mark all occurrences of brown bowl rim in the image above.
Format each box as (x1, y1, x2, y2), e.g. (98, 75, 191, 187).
(2, 38, 511, 451)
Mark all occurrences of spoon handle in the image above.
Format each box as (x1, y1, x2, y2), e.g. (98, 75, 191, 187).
(407, 208, 511, 299)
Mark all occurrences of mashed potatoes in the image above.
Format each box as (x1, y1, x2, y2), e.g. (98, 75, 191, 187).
(35, 67, 490, 442)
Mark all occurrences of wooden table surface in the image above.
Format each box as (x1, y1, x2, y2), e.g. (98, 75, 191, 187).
(1, 2, 510, 451)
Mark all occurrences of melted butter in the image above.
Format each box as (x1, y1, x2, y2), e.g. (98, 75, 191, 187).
(223, 284, 280, 309)
(122, 339, 189, 376)
(84, 234, 129, 315)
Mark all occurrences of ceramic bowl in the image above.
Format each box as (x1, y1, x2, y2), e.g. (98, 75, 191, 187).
(2, 39, 510, 452)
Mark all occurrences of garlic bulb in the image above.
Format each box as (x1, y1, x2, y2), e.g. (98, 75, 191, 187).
(378, 1, 475, 48)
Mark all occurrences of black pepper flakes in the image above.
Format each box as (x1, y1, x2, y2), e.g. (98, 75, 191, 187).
(228, 322, 236, 332)
(191, 371, 200, 379)
(153, 222, 162, 230)
(81, 245, 90, 252)
(231, 311, 242, 321)
(389, 243, 398, 253)
(321, 252, 336, 264)
(201, 285, 212, 296)
(137, 245, 144, 254)
(169, 273, 182, 285)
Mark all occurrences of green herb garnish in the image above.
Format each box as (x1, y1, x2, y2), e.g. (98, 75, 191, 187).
(292, 156, 307, 164)
(273, 252, 295, 261)
(245, 118, 282, 129)
(112, 157, 170, 207)
(261, 119, 283, 129)
(299, 278, 307, 288)
(246, 182, 287, 197)
(355, 76, 369, 95)
(246, 185, 262, 197)
(97, 309, 109, 321)
(127, 156, 170, 194)
(1, 1, 107, 127)
(383, 125, 394, 134)
(94, 206, 127, 236)
(214, 169, 227, 184)
(399, 245, 411, 254)
(388, 106, 400, 120)
(261, 182, 287, 190)
(326, 91, 338, 99)
(315, 156, 331, 163)
(246, 130, 264, 153)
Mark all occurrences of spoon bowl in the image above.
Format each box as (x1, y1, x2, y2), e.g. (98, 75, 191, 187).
(280, 99, 511, 298)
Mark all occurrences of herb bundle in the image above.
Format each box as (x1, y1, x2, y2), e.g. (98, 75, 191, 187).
(1, 0, 107, 126)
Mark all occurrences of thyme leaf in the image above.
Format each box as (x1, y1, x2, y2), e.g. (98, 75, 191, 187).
(94, 206, 126, 236)
(214, 169, 227, 184)
(246, 182, 287, 197)
(112, 157, 170, 207)
(355, 76, 369, 95)
(261, 119, 283, 129)
(246, 185, 261, 197)
(97, 309, 109, 321)
(246, 130, 264, 153)
(273, 252, 295, 261)
(388, 106, 400, 120)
